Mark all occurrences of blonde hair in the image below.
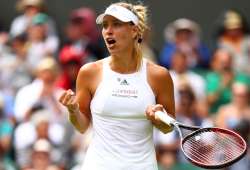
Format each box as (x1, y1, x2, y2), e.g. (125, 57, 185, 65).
(113, 2, 148, 70)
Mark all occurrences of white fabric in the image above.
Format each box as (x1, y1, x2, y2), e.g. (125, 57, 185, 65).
(10, 15, 31, 37)
(96, 5, 139, 25)
(82, 57, 157, 170)
(14, 79, 43, 121)
(26, 36, 59, 71)
(14, 79, 66, 122)
(10, 14, 58, 37)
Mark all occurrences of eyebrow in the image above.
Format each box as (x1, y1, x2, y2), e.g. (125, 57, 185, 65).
(103, 18, 123, 23)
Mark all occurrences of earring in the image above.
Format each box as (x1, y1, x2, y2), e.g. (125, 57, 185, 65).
(138, 37, 142, 43)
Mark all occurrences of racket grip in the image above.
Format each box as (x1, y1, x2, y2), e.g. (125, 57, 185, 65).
(155, 111, 175, 126)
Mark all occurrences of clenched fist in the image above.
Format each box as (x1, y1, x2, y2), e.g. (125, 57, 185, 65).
(59, 89, 79, 113)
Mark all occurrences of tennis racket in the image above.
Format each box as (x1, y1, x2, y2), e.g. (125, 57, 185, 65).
(155, 110, 247, 169)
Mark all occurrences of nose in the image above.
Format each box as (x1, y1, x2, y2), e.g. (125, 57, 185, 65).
(103, 25, 113, 35)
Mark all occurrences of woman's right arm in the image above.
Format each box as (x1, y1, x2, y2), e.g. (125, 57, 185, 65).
(59, 65, 93, 133)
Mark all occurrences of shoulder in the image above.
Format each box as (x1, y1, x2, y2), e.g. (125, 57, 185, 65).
(78, 60, 103, 78)
(146, 61, 174, 96)
(76, 59, 105, 89)
(146, 61, 172, 81)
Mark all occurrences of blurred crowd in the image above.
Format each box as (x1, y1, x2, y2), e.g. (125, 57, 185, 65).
(0, 0, 250, 170)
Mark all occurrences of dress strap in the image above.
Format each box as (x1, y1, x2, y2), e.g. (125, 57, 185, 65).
(140, 58, 148, 81)
(102, 57, 110, 79)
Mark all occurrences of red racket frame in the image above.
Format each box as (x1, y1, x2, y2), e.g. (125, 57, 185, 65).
(181, 127, 247, 169)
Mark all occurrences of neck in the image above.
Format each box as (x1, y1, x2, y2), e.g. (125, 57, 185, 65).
(109, 52, 138, 74)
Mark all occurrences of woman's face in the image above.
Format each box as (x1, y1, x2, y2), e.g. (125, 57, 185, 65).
(101, 15, 137, 55)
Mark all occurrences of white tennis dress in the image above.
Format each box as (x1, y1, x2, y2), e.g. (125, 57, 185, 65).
(81, 57, 158, 170)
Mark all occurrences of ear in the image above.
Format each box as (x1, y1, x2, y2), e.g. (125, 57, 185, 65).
(131, 25, 139, 39)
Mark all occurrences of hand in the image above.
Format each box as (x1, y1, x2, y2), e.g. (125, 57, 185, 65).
(59, 89, 79, 113)
(146, 104, 174, 133)
(145, 104, 164, 125)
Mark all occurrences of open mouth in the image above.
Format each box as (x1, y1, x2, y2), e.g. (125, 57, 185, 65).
(106, 38, 116, 45)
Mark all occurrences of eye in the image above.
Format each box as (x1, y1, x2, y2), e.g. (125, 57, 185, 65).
(102, 22, 108, 29)
(113, 21, 123, 27)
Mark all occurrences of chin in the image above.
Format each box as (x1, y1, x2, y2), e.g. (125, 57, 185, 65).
(108, 49, 119, 55)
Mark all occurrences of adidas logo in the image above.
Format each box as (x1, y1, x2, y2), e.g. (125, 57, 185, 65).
(120, 79, 129, 85)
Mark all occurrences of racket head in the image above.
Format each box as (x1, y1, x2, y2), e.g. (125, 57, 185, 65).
(181, 127, 247, 169)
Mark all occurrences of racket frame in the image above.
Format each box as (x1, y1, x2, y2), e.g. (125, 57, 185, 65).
(155, 111, 248, 169)
(180, 127, 248, 169)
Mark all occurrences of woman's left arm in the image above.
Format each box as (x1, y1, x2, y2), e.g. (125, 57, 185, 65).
(146, 63, 175, 133)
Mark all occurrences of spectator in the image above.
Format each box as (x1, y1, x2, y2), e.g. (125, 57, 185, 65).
(216, 82, 250, 129)
(159, 18, 211, 70)
(169, 51, 206, 113)
(206, 49, 250, 114)
(156, 144, 178, 170)
(0, 95, 16, 170)
(14, 57, 65, 123)
(0, 34, 32, 95)
(63, 7, 107, 62)
(10, 0, 57, 38)
(176, 83, 212, 129)
(214, 9, 250, 74)
(25, 13, 59, 73)
(25, 139, 62, 170)
(14, 109, 66, 169)
(55, 45, 82, 91)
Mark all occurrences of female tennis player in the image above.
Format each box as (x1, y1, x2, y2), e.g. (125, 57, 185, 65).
(59, 2, 175, 169)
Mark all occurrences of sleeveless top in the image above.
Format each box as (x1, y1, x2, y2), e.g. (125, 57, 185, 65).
(81, 57, 157, 170)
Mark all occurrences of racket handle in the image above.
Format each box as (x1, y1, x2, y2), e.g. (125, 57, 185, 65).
(155, 110, 175, 126)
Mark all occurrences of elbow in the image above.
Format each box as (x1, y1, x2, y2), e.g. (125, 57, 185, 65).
(76, 122, 90, 134)
(78, 127, 86, 134)
(78, 129, 85, 134)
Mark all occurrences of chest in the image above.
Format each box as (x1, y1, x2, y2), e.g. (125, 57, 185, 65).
(91, 75, 155, 119)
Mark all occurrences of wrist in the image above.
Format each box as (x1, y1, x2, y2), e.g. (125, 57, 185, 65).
(68, 108, 78, 115)
(67, 104, 80, 114)
(154, 121, 174, 134)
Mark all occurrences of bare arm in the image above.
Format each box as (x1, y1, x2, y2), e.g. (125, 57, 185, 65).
(59, 63, 95, 133)
(146, 63, 175, 133)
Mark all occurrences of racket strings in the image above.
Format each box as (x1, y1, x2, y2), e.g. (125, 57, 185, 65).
(182, 130, 245, 166)
(184, 138, 239, 164)
(184, 132, 243, 164)
(183, 142, 231, 164)
(184, 138, 225, 163)
(185, 132, 243, 163)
